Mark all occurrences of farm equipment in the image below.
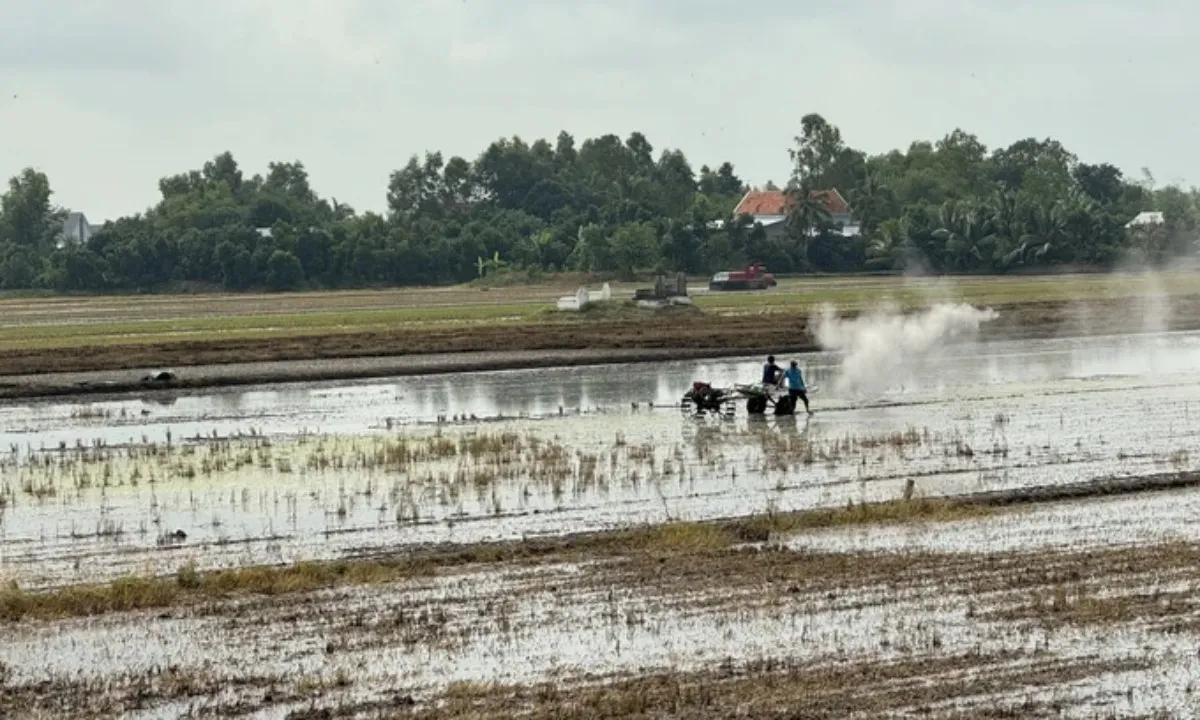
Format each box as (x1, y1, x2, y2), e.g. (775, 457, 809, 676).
(708, 263, 777, 291)
(681, 381, 799, 416)
(681, 381, 737, 415)
(634, 273, 691, 305)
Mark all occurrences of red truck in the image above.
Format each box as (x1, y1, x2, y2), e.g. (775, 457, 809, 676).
(708, 263, 777, 291)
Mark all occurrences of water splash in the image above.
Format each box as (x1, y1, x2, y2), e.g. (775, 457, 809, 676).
(812, 302, 999, 396)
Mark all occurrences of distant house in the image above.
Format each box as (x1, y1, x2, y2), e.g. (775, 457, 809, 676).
(721, 188, 861, 238)
(59, 211, 104, 248)
(1125, 211, 1165, 229)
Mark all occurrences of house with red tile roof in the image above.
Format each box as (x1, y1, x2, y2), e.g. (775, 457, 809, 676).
(731, 188, 859, 237)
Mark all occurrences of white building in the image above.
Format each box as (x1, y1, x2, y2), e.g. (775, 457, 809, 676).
(59, 211, 104, 248)
(1125, 211, 1165, 229)
(710, 188, 861, 238)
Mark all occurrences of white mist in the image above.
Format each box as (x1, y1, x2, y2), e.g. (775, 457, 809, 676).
(812, 302, 999, 396)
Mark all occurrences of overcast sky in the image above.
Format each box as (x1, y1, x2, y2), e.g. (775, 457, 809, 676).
(1, 0, 1196, 221)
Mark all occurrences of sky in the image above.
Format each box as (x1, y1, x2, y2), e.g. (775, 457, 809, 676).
(1, 0, 1197, 222)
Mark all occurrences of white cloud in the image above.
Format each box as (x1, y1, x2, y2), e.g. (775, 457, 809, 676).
(1, 0, 1196, 221)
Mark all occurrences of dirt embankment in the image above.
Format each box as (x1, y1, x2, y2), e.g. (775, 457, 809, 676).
(1, 294, 1197, 400)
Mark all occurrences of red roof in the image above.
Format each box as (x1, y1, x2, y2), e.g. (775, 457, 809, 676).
(733, 189, 850, 217)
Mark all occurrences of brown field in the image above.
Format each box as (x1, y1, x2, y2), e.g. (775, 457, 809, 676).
(0, 271, 1198, 397)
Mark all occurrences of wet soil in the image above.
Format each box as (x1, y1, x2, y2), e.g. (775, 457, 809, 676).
(3, 509, 1197, 718)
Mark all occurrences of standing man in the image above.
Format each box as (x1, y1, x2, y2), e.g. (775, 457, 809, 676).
(784, 360, 811, 415)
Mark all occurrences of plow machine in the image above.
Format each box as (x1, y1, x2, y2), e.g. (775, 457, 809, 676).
(680, 381, 800, 417)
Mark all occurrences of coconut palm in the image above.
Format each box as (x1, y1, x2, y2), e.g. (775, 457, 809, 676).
(849, 172, 893, 234)
(1011, 200, 1066, 268)
(785, 185, 833, 268)
(932, 200, 995, 271)
(866, 218, 916, 270)
(988, 191, 1035, 270)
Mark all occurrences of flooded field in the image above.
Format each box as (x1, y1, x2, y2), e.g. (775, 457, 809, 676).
(3, 326, 1200, 717)
(2, 330, 1198, 589)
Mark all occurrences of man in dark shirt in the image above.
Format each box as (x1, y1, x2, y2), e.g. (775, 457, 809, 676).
(761, 355, 782, 386)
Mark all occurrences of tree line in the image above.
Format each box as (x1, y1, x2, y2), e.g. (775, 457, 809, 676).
(1, 114, 1196, 293)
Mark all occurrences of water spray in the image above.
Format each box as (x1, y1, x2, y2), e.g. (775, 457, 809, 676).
(812, 301, 999, 397)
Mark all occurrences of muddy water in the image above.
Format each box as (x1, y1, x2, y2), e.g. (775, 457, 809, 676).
(1, 331, 1200, 589)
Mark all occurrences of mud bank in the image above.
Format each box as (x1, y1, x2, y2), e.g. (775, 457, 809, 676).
(0, 346, 792, 401)
(2, 294, 1198, 400)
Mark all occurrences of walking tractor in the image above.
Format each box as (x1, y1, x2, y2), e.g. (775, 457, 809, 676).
(680, 381, 803, 416)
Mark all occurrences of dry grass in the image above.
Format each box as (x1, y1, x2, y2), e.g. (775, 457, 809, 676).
(0, 559, 437, 622)
(991, 578, 1200, 630)
(369, 653, 1147, 719)
(0, 666, 292, 719)
(729, 496, 993, 542)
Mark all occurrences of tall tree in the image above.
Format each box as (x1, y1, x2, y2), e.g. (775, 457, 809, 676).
(0, 168, 59, 249)
(990, 138, 1076, 200)
(264, 161, 316, 205)
(1072, 163, 1124, 205)
(789, 113, 848, 189)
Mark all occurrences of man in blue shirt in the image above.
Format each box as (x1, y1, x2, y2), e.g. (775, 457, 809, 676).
(784, 360, 811, 414)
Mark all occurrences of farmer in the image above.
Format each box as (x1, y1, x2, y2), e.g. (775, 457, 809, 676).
(761, 355, 783, 386)
(784, 360, 811, 414)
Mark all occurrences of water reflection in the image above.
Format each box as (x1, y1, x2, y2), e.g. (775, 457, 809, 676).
(0, 331, 1197, 454)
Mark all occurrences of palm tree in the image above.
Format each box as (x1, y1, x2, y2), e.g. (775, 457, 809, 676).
(1013, 200, 1065, 268)
(932, 200, 995, 271)
(849, 172, 892, 234)
(785, 185, 832, 268)
(866, 218, 915, 271)
(988, 191, 1031, 270)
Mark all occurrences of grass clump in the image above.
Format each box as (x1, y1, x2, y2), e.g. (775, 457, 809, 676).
(639, 523, 736, 551)
(0, 576, 180, 621)
(0, 557, 436, 623)
(733, 497, 993, 542)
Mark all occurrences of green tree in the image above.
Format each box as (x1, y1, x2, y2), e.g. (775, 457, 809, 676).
(1, 168, 62, 249)
(789, 113, 846, 187)
(991, 138, 1076, 200)
(265, 249, 305, 290)
(6, 120, 1191, 294)
(784, 188, 832, 269)
(607, 223, 659, 279)
(387, 152, 447, 223)
(932, 201, 995, 271)
(1073, 163, 1124, 205)
(866, 219, 917, 271)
